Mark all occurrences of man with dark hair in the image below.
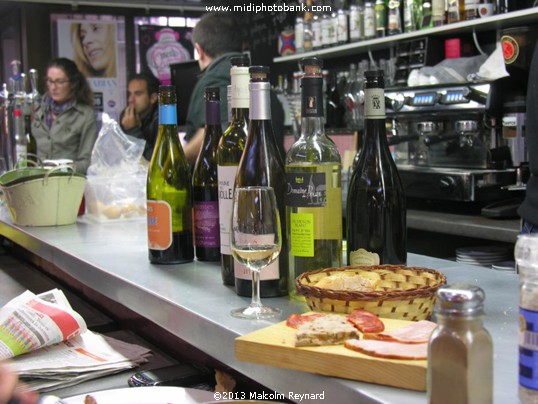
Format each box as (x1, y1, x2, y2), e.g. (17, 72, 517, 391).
(183, 12, 243, 164)
(120, 72, 160, 161)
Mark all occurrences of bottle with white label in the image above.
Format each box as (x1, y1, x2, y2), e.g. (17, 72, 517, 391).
(349, 0, 364, 41)
(346, 70, 406, 266)
(295, 16, 305, 53)
(336, 0, 349, 44)
(234, 66, 288, 297)
(218, 54, 250, 285)
(285, 57, 342, 299)
(147, 85, 193, 264)
(363, 1, 376, 39)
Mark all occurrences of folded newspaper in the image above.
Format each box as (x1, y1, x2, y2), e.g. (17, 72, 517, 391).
(0, 289, 152, 392)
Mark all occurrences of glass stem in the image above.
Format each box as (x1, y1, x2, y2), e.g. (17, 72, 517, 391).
(251, 270, 262, 308)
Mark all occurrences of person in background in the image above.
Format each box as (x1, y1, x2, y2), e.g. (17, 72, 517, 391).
(120, 73, 159, 161)
(184, 12, 285, 165)
(0, 362, 38, 404)
(183, 12, 244, 164)
(32, 57, 97, 174)
(71, 22, 117, 78)
(518, 39, 538, 234)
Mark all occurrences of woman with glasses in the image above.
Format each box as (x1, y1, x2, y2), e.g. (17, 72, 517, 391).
(32, 57, 97, 174)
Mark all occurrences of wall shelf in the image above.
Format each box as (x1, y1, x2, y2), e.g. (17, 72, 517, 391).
(273, 8, 538, 63)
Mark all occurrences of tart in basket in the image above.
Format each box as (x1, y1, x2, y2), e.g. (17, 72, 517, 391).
(295, 265, 447, 321)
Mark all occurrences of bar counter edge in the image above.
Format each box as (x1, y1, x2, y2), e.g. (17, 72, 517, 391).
(0, 212, 519, 404)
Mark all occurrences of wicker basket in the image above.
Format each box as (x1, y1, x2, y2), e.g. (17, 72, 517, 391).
(295, 265, 447, 321)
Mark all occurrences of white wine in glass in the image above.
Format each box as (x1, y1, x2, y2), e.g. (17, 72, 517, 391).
(230, 186, 282, 319)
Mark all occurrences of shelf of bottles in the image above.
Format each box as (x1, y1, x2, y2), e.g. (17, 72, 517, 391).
(274, 7, 538, 63)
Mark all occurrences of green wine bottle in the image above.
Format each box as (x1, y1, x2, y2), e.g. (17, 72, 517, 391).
(346, 70, 407, 266)
(147, 85, 194, 264)
(217, 54, 250, 286)
(234, 66, 288, 297)
(285, 57, 343, 299)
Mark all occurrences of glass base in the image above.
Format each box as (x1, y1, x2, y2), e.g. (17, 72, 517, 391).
(230, 304, 281, 319)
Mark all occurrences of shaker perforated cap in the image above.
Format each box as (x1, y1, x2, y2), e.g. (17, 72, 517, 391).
(436, 284, 486, 316)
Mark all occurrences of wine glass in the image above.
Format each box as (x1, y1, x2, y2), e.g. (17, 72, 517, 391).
(230, 186, 282, 319)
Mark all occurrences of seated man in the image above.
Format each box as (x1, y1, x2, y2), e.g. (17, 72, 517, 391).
(120, 73, 160, 161)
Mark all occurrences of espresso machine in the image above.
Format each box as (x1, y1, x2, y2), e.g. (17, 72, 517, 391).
(385, 81, 517, 203)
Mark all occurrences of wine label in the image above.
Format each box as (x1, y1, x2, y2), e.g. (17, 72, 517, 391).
(217, 165, 236, 255)
(519, 307, 538, 390)
(349, 248, 380, 266)
(364, 88, 386, 119)
(290, 212, 314, 257)
(286, 172, 326, 207)
(501, 35, 519, 65)
(147, 200, 172, 250)
(159, 105, 177, 125)
(301, 78, 324, 118)
(194, 200, 220, 248)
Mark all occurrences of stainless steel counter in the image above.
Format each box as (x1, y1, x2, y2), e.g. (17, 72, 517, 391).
(407, 209, 520, 243)
(0, 212, 519, 404)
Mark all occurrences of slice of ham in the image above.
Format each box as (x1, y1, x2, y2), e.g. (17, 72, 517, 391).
(345, 339, 428, 360)
(363, 320, 437, 344)
(346, 309, 385, 333)
(286, 313, 325, 329)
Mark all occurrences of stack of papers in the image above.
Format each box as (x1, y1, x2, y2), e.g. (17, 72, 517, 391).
(1, 289, 152, 392)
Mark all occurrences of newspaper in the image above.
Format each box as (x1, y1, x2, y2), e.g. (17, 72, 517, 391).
(1, 289, 152, 392)
(0, 289, 87, 360)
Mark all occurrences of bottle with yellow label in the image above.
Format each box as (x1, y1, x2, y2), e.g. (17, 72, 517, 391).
(147, 85, 193, 264)
(285, 57, 342, 298)
(346, 70, 406, 266)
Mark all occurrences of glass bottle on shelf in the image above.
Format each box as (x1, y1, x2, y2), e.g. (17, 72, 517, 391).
(447, 0, 463, 23)
(404, 0, 417, 32)
(336, 0, 349, 45)
(285, 57, 342, 299)
(321, 0, 332, 47)
(464, 0, 477, 19)
(349, 0, 364, 41)
(363, 1, 376, 39)
(295, 16, 305, 53)
(420, 0, 434, 29)
(374, 0, 387, 37)
(312, 12, 323, 49)
(432, 0, 446, 25)
(387, 0, 403, 35)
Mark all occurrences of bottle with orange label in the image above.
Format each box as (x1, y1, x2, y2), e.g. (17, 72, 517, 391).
(147, 85, 194, 264)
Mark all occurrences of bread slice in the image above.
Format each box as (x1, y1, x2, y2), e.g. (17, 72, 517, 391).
(315, 274, 378, 291)
(295, 314, 360, 347)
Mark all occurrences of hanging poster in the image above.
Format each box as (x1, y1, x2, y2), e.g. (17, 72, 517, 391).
(138, 25, 194, 84)
(52, 15, 126, 122)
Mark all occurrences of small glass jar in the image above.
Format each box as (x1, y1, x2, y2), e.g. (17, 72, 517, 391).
(516, 234, 538, 404)
(427, 284, 493, 404)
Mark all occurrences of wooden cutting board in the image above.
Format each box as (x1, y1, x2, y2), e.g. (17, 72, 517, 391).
(235, 314, 427, 391)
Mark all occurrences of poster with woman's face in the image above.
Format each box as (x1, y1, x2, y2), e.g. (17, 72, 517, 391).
(53, 15, 126, 121)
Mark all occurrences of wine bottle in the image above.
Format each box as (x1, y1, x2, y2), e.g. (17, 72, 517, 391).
(234, 66, 288, 297)
(24, 114, 37, 163)
(346, 70, 407, 266)
(147, 85, 194, 264)
(285, 57, 343, 299)
(218, 54, 250, 286)
(193, 87, 221, 262)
